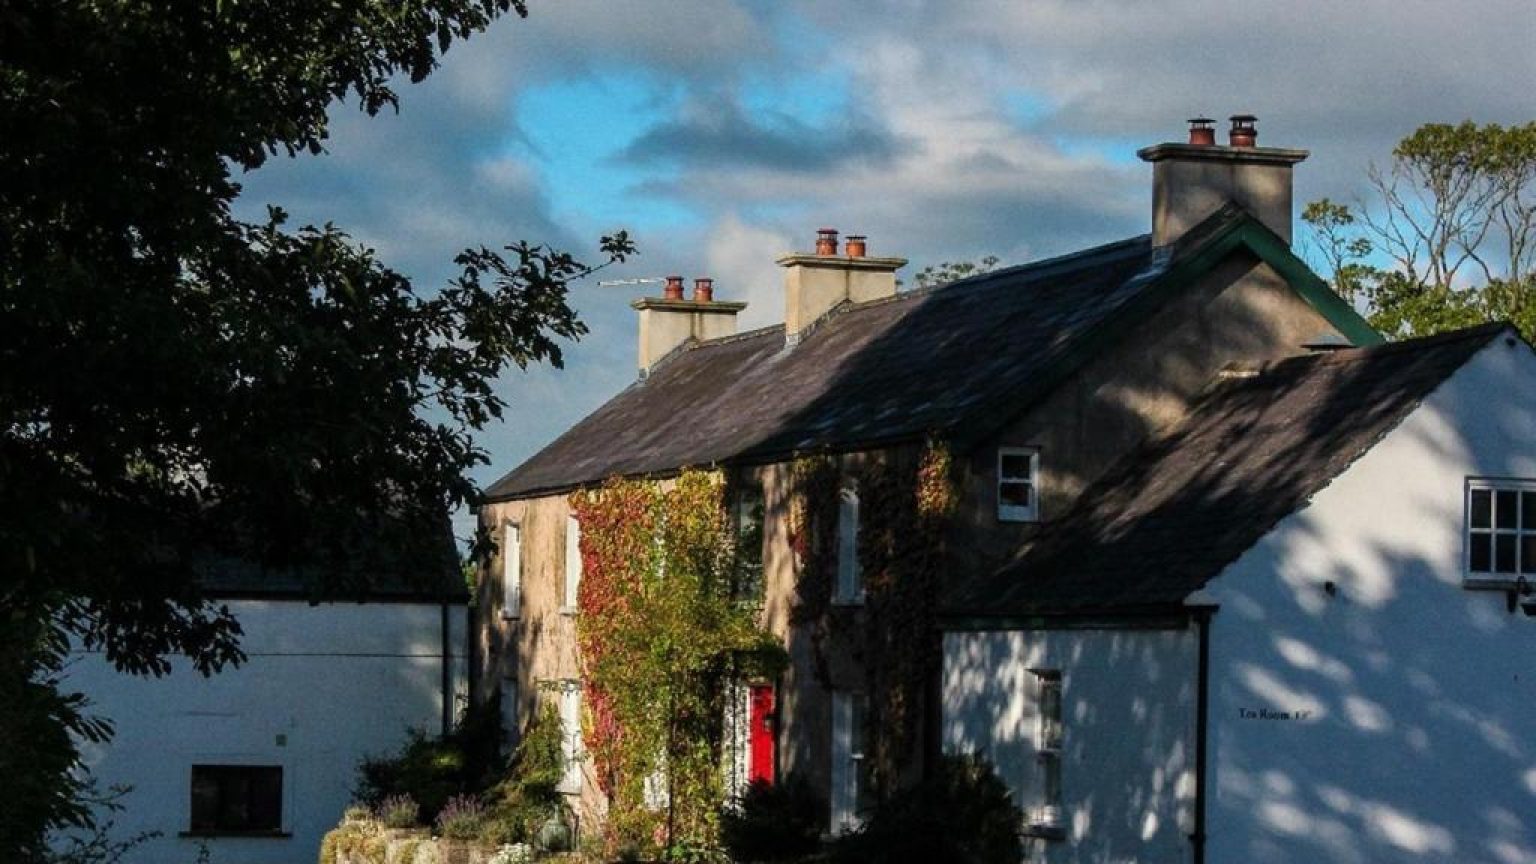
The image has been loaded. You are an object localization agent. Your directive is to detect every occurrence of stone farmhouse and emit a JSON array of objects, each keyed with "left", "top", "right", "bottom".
[{"left": 473, "top": 116, "right": 1536, "bottom": 863}]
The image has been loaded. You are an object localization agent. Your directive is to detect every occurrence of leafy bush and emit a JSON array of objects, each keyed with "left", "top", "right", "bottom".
[
  {"left": 376, "top": 794, "right": 419, "bottom": 829},
  {"left": 481, "top": 702, "right": 568, "bottom": 847},
  {"left": 720, "top": 776, "right": 825, "bottom": 862},
  {"left": 354, "top": 699, "right": 503, "bottom": 824},
  {"left": 435, "top": 794, "right": 486, "bottom": 840},
  {"left": 829, "top": 754, "right": 1022, "bottom": 864}
]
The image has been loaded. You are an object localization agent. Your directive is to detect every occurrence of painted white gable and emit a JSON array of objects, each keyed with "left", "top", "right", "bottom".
[
  {"left": 60, "top": 599, "right": 468, "bottom": 864},
  {"left": 1201, "top": 334, "right": 1536, "bottom": 863},
  {"left": 943, "top": 333, "right": 1536, "bottom": 864}
]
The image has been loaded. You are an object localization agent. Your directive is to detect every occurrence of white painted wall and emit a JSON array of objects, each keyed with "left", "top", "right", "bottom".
[
  {"left": 942, "top": 625, "right": 1199, "bottom": 864},
  {"left": 1203, "top": 336, "right": 1536, "bottom": 863},
  {"left": 61, "top": 599, "right": 469, "bottom": 864}
]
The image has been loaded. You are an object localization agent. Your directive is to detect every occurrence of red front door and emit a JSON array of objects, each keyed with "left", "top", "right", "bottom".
[{"left": 748, "top": 684, "right": 776, "bottom": 785}]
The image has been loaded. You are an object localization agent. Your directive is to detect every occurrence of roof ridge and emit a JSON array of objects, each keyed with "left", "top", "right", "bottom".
[{"left": 923, "top": 233, "right": 1152, "bottom": 294}]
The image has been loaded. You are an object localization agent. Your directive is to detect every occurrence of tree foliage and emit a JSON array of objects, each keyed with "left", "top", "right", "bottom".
[
  {"left": 1, "top": 1, "right": 634, "bottom": 856},
  {"left": 1303, "top": 121, "right": 1536, "bottom": 340},
  {"left": 911, "top": 256, "right": 1002, "bottom": 289}
]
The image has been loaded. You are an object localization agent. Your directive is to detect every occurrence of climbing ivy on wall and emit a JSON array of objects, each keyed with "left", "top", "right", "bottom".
[
  {"left": 570, "top": 470, "right": 786, "bottom": 858},
  {"left": 789, "top": 440, "right": 957, "bottom": 798}
]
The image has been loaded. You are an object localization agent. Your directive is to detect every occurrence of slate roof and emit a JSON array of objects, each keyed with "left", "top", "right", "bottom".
[
  {"left": 491, "top": 202, "right": 1355, "bottom": 502},
  {"left": 198, "top": 560, "right": 468, "bottom": 603},
  {"left": 947, "top": 322, "right": 1510, "bottom": 618}
]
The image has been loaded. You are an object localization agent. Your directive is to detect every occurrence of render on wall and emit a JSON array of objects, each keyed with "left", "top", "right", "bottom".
[
  {"left": 62, "top": 600, "right": 467, "bottom": 864},
  {"left": 1203, "top": 336, "right": 1536, "bottom": 864},
  {"left": 942, "top": 625, "right": 1200, "bottom": 864}
]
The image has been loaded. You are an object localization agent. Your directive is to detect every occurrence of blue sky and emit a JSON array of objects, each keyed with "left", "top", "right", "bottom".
[{"left": 230, "top": 0, "right": 1536, "bottom": 543}]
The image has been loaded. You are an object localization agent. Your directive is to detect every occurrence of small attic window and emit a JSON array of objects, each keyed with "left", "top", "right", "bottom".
[{"left": 998, "top": 447, "right": 1040, "bottom": 522}]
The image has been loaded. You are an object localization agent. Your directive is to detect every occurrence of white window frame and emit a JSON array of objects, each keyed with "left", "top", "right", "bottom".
[
  {"left": 1465, "top": 477, "right": 1536, "bottom": 587},
  {"left": 834, "top": 482, "right": 863, "bottom": 605},
  {"left": 501, "top": 522, "right": 522, "bottom": 619},
  {"left": 830, "top": 690, "right": 868, "bottom": 834},
  {"left": 998, "top": 447, "right": 1040, "bottom": 522},
  {"left": 557, "top": 681, "right": 583, "bottom": 794},
  {"left": 1029, "top": 669, "right": 1064, "bottom": 836},
  {"left": 562, "top": 515, "right": 582, "bottom": 613}
]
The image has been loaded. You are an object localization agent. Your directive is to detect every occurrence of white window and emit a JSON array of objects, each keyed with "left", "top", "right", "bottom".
[
  {"left": 998, "top": 447, "right": 1040, "bottom": 522},
  {"left": 1031, "top": 670, "right": 1064, "bottom": 834},
  {"left": 557, "top": 682, "right": 583, "bottom": 794},
  {"left": 501, "top": 522, "right": 522, "bottom": 619},
  {"left": 500, "top": 676, "right": 519, "bottom": 752},
  {"left": 563, "top": 515, "right": 582, "bottom": 612},
  {"left": 835, "top": 483, "right": 863, "bottom": 604},
  {"left": 1466, "top": 479, "right": 1536, "bottom": 583},
  {"left": 830, "top": 691, "right": 870, "bottom": 833}
]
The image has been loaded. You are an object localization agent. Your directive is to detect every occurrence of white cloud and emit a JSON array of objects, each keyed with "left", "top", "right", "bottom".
[{"left": 231, "top": 0, "right": 1536, "bottom": 487}]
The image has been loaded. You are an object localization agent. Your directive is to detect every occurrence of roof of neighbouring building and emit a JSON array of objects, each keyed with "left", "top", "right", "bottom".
[
  {"left": 485, "top": 206, "right": 1378, "bottom": 502},
  {"left": 947, "top": 322, "right": 1513, "bottom": 619}
]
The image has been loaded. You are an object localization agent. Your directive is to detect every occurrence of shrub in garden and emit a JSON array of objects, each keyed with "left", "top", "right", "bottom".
[
  {"left": 434, "top": 794, "right": 487, "bottom": 841},
  {"left": 353, "top": 699, "right": 503, "bottom": 824},
  {"left": 480, "top": 702, "right": 568, "bottom": 847},
  {"left": 829, "top": 754, "right": 1022, "bottom": 864},
  {"left": 720, "top": 776, "right": 825, "bottom": 862},
  {"left": 377, "top": 794, "right": 419, "bottom": 829}
]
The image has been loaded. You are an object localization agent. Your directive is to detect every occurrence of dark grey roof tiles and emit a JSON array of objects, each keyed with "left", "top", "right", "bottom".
[
  {"left": 948, "top": 322, "right": 1509, "bottom": 617},
  {"left": 486, "top": 234, "right": 1165, "bottom": 500}
]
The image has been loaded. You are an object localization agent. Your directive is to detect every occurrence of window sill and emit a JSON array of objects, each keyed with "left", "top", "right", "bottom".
[
  {"left": 179, "top": 830, "right": 292, "bottom": 839},
  {"left": 1020, "top": 823, "right": 1065, "bottom": 841},
  {"left": 500, "top": 610, "right": 520, "bottom": 621},
  {"left": 830, "top": 598, "right": 865, "bottom": 607},
  {"left": 559, "top": 605, "right": 579, "bottom": 617},
  {"left": 997, "top": 508, "right": 1039, "bottom": 524},
  {"left": 1463, "top": 575, "right": 1529, "bottom": 590}
]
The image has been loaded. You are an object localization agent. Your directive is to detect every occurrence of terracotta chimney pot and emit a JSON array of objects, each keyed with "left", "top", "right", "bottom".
[
  {"left": 1229, "top": 114, "right": 1258, "bottom": 148},
  {"left": 693, "top": 277, "right": 714, "bottom": 302},
  {"left": 663, "top": 275, "right": 685, "bottom": 300},
  {"left": 845, "top": 235, "right": 868, "bottom": 258},
  {"left": 815, "top": 228, "right": 839, "bottom": 256},
  {"left": 1188, "top": 117, "right": 1216, "bottom": 146}
]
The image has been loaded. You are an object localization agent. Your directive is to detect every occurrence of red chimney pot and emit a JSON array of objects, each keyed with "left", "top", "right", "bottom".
[
  {"left": 845, "top": 235, "right": 868, "bottom": 258},
  {"left": 663, "top": 275, "right": 685, "bottom": 300},
  {"left": 693, "top": 277, "right": 714, "bottom": 302},
  {"left": 815, "top": 228, "right": 839, "bottom": 256},
  {"left": 1188, "top": 117, "right": 1216, "bottom": 146},
  {"left": 1229, "top": 114, "right": 1258, "bottom": 148}
]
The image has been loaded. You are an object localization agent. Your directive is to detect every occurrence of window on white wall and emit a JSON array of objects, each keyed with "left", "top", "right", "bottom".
[
  {"left": 834, "top": 483, "right": 863, "bottom": 604},
  {"left": 1466, "top": 479, "right": 1536, "bottom": 581},
  {"left": 558, "top": 682, "right": 583, "bottom": 794},
  {"left": 502, "top": 522, "right": 522, "bottom": 619},
  {"left": 563, "top": 515, "right": 582, "bottom": 612},
  {"left": 1031, "top": 670, "right": 1064, "bottom": 835},
  {"left": 998, "top": 447, "right": 1040, "bottom": 522},
  {"left": 188, "top": 765, "right": 284, "bottom": 835},
  {"left": 830, "top": 691, "right": 870, "bottom": 833}
]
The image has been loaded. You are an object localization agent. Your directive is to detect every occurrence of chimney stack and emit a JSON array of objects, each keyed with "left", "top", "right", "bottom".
[
  {"left": 631, "top": 277, "right": 745, "bottom": 376},
  {"left": 777, "top": 229, "right": 906, "bottom": 344},
  {"left": 1138, "top": 114, "right": 1308, "bottom": 247}
]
